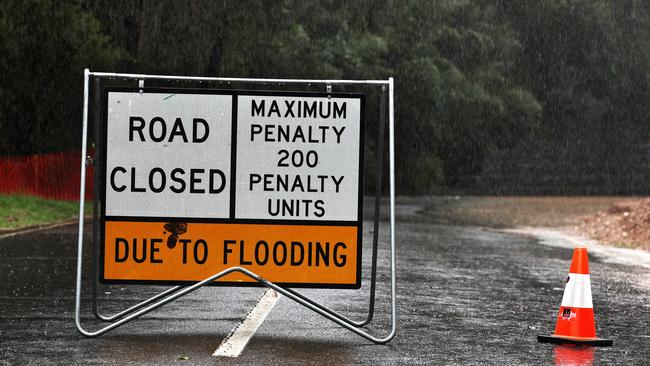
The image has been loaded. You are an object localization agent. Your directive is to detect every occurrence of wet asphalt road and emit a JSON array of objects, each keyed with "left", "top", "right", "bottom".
[{"left": 1, "top": 200, "right": 649, "bottom": 365}]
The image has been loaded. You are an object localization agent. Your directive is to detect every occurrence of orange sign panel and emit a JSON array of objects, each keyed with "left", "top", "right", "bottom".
[{"left": 102, "top": 221, "right": 360, "bottom": 287}]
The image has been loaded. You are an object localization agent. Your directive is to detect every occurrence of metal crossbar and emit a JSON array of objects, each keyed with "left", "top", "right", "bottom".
[{"left": 74, "top": 69, "right": 397, "bottom": 343}]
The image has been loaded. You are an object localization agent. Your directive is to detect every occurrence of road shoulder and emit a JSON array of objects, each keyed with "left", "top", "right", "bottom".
[{"left": 501, "top": 227, "right": 650, "bottom": 269}]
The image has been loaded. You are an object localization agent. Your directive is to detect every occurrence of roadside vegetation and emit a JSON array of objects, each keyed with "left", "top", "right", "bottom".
[{"left": 0, "top": 195, "right": 83, "bottom": 230}]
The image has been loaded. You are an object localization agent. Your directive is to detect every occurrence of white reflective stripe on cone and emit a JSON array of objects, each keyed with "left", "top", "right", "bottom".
[{"left": 560, "top": 273, "right": 593, "bottom": 309}]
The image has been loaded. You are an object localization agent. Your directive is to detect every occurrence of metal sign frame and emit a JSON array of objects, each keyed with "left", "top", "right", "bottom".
[{"left": 74, "top": 69, "right": 397, "bottom": 344}]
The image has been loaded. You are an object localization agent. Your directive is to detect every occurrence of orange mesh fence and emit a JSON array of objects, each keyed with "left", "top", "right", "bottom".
[{"left": 0, "top": 151, "right": 93, "bottom": 201}]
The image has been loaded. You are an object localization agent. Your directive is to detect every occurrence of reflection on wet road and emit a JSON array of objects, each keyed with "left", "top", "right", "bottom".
[{"left": 554, "top": 345, "right": 594, "bottom": 366}]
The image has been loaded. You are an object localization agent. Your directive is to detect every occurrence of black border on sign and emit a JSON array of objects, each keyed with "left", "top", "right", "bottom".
[{"left": 99, "top": 87, "right": 365, "bottom": 289}]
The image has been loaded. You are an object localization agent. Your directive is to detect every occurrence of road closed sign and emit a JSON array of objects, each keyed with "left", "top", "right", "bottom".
[{"left": 101, "top": 88, "right": 364, "bottom": 288}]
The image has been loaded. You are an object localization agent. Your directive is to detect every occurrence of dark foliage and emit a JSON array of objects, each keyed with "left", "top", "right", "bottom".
[{"left": 2, "top": 0, "right": 648, "bottom": 194}]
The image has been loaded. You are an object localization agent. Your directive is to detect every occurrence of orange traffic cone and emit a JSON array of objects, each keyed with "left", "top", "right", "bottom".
[{"left": 538, "top": 247, "right": 613, "bottom": 346}]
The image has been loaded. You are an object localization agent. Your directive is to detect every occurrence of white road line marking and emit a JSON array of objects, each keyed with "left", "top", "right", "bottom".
[
  {"left": 213, "top": 289, "right": 281, "bottom": 358},
  {"left": 0, "top": 220, "right": 77, "bottom": 240}
]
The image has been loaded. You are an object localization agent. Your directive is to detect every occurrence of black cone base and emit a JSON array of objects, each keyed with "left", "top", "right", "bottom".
[{"left": 537, "top": 334, "right": 613, "bottom": 347}]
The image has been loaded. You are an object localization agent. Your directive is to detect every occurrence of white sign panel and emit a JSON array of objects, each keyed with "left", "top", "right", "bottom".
[
  {"left": 105, "top": 91, "right": 233, "bottom": 218},
  {"left": 234, "top": 95, "right": 362, "bottom": 221}
]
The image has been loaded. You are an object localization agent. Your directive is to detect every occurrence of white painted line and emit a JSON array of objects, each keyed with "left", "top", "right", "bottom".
[
  {"left": 0, "top": 220, "right": 77, "bottom": 240},
  {"left": 213, "top": 289, "right": 281, "bottom": 358}
]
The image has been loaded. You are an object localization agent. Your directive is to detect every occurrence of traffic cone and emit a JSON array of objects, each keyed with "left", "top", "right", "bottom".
[{"left": 537, "top": 247, "right": 613, "bottom": 346}]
